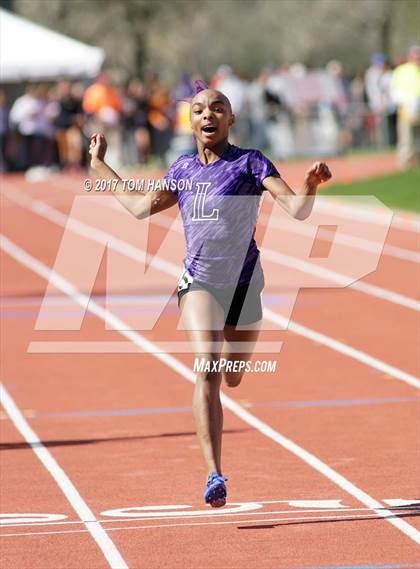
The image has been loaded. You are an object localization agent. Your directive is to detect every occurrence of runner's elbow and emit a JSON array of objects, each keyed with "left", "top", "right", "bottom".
[
  {"left": 134, "top": 199, "right": 154, "bottom": 219},
  {"left": 135, "top": 209, "right": 151, "bottom": 220},
  {"left": 288, "top": 201, "right": 309, "bottom": 220},
  {"left": 293, "top": 207, "right": 309, "bottom": 220}
]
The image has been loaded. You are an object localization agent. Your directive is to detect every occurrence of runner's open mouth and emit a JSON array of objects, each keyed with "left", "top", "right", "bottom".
[{"left": 202, "top": 126, "right": 217, "bottom": 133}]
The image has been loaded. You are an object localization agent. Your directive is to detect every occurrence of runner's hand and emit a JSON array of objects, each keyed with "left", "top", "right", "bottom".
[
  {"left": 89, "top": 133, "right": 107, "bottom": 167},
  {"left": 304, "top": 162, "right": 332, "bottom": 187}
]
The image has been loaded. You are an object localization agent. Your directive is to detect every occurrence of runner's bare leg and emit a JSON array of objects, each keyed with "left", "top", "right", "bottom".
[{"left": 180, "top": 290, "right": 225, "bottom": 476}]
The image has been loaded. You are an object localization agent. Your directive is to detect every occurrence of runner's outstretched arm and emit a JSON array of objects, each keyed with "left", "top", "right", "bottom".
[
  {"left": 263, "top": 161, "right": 332, "bottom": 220},
  {"left": 89, "top": 133, "right": 178, "bottom": 219}
]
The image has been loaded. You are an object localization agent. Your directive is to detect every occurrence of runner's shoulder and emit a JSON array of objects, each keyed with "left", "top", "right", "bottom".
[
  {"left": 169, "top": 153, "right": 196, "bottom": 171},
  {"left": 229, "top": 145, "right": 268, "bottom": 163}
]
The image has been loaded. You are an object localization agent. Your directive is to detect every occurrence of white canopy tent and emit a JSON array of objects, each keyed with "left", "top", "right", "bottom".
[{"left": 0, "top": 8, "right": 105, "bottom": 82}]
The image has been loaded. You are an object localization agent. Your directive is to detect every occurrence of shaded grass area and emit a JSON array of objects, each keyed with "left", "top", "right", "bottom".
[{"left": 322, "top": 168, "right": 420, "bottom": 213}]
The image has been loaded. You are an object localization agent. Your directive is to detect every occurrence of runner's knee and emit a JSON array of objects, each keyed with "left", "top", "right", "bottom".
[
  {"left": 221, "top": 354, "right": 252, "bottom": 387},
  {"left": 194, "top": 353, "right": 222, "bottom": 382},
  {"left": 223, "top": 370, "right": 244, "bottom": 388}
]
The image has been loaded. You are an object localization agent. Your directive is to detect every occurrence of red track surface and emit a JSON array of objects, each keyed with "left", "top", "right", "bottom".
[{"left": 1, "top": 153, "right": 419, "bottom": 569}]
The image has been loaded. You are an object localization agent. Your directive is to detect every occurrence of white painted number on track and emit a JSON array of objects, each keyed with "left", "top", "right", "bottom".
[
  {"left": 101, "top": 502, "right": 262, "bottom": 518},
  {"left": 0, "top": 514, "right": 67, "bottom": 525}
]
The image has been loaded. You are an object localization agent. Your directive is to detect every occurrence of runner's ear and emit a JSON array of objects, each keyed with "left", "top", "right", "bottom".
[{"left": 229, "top": 114, "right": 235, "bottom": 127}]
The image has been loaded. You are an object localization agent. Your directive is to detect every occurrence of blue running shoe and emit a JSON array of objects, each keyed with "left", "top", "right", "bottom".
[{"left": 204, "top": 472, "right": 228, "bottom": 508}]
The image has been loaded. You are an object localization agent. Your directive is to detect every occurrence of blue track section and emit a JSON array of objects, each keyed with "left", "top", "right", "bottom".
[{"left": 42, "top": 396, "right": 419, "bottom": 419}]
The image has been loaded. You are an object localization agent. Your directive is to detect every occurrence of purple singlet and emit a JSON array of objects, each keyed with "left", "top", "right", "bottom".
[{"left": 164, "top": 144, "right": 279, "bottom": 288}]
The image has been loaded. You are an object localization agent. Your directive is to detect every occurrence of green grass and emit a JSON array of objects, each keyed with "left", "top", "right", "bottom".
[{"left": 322, "top": 168, "right": 420, "bottom": 213}]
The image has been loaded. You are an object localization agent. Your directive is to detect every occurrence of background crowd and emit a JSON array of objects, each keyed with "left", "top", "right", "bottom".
[{"left": 1, "top": 45, "right": 419, "bottom": 174}]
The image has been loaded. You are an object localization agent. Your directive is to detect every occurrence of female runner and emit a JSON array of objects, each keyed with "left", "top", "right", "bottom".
[{"left": 89, "top": 85, "right": 331, "bottom": 508}]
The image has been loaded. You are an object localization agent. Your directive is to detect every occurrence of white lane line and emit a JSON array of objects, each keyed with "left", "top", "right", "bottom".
[
  {"left": 391, "top": 209, "right": 420, "bottom": 232},
  {"left": 262, "top": 248, "right": 420, "bottom": 312},
  {"left": 295, "top": 197, "right": 420, "bottom": 234},
  {"left": 1, "top": 293, "right": 178, "bottom": 306},
  {"left": 259, "top": 212, "right": 420, "bottom": 264},
  {"left": 1, "top": 234, "right": 419, "bottom": 546},
  {"left": 264, "top": 308, "right": 420, "bottom": 389},
  {"left": 2, "top": 188, "right": 419, "bottom": 389},
  {"left": 0, "top": 384, "right": 129, "bottom": 569},
  {"left": 1, "top": 511, "right": 418, "bottom": 538},
  {"left": 383, "top": 242, "right": 419, "bottom": 262}
]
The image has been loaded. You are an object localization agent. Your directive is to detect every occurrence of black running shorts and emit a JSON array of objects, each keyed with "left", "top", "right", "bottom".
[{"left": 177, "top": 268, "right": 263, "bottom": 326}]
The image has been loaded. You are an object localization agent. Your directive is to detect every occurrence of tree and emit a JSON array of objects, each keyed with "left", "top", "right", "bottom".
[{"left": 13, "top": 0, "right": 420, "bottom": 83}]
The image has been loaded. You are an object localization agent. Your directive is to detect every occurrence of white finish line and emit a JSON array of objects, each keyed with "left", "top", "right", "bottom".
[{"left": 1, "top": 498, "right": 418, "bottom": 528}]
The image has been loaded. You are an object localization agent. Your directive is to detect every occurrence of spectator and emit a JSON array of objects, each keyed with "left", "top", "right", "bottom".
[
  {"left": 9, "top": 84, "right": 57, "bottom": 170},
  {"left": 346, "top": 73, "right": 367, "bottom": 148},
  {"left": 146, "top": 71, "right": 173, "bottom": 166},
  {"left": 212, "top": 65, "right": 249, "bottom": 144},
  {"left": 247, "top": 67, "right": 271, "bottom": 149},
  {"left": 325, "top": 60, "right": 351, "bottom": 152},
  {"left": 53, "top": 80, "right": 85, "bottom": 170},
  {"left": 391, "top": 45, "right": 420, "bottom": 169},
  {"left": 9, "top": 85, "right": 39, "bottom": 169},
  {"left": 71, "top": 81, "right": 89, "bottom": 168},
  {"left": 265, "top": 65, "right": 296, "bottom": 158},
  {"left": 0, "top": 89, "right": 10, "bottom": 171},
  {"left": 364, "top": 53, "right": 387, "bottom": 146},
  {"left": 82, "top": 72, "right": 122, "bottom": 118},
  {"left": 83, "top": 73, "right": 123, "bottom": 169},
  {"left": 122, "top": 78, "right": 151, "bottom": 165},
  {"left": 379, "top": 62, "right": 398, "bottom": 147},
  {"left": 166, "top": 73, "right": 196, "bottom": 164}
]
